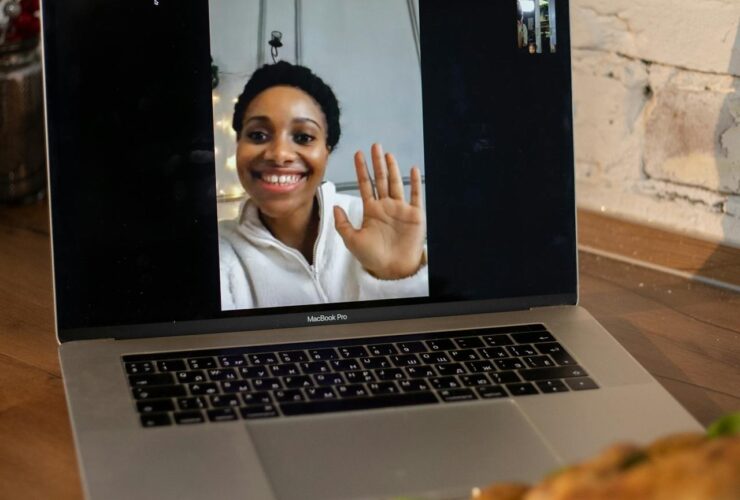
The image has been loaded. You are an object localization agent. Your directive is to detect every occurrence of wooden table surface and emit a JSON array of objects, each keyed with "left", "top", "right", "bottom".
[{"left": 1, "top": 201, "right": 739, "bottom": 500}]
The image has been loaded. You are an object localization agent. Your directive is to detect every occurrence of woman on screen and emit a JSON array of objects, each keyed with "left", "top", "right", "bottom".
[{"left": 219, "top": 61, "right": 428, "bottom": 310}]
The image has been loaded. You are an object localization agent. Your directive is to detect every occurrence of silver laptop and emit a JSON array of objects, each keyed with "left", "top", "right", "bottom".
[{"left": 43, "top": 0, "right": 701, "bottom": 499}]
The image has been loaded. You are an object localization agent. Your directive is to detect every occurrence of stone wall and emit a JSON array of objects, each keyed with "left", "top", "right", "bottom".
[{"left": 571, "top": 0, "right": 740, "bottom": 246}]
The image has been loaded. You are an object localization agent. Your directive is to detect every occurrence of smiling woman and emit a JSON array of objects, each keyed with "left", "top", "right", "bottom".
[{"left": 218, "top": 62, "right": 429, "bottom": 310}]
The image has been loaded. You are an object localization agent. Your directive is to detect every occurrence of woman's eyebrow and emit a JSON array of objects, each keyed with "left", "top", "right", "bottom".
[
  {"left": 293, "top": 117, "right": 323, "bottom": 130},
  {"left": 244, "top": 115, "right": 269, "bottom": 125}
]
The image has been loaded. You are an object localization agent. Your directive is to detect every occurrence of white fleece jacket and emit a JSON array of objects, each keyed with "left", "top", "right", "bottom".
[{"left": 218, "top": 181, "right": 429, "bottom": 310}]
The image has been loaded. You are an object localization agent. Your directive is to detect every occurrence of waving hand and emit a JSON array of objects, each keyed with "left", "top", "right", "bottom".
[{"left": 333, "top": 143, "right": 426, "bottom": 280}]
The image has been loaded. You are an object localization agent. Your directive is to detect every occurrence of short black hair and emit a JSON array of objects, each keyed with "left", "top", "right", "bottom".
[{"left": 232, "top": 61, "right": 341, "bottom": 150}]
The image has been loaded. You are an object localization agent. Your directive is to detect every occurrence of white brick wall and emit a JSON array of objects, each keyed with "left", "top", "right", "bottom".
[{"left": 571, "top": 0, "right": 740, "bottom": 246}]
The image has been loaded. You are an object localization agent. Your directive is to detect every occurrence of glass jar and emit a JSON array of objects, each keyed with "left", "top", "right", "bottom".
[{"left": 0, "top": 39, "right": 45, "bottom": 204}]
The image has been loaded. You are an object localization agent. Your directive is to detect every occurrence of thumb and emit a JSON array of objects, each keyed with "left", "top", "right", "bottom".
[{"left": 333, "top": 205, "right": 357, "bottom": 249}]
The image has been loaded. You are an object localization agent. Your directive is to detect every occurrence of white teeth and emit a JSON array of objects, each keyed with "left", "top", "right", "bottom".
[{"left": 262, "top": 173, "right": 302, "bottom": 185}]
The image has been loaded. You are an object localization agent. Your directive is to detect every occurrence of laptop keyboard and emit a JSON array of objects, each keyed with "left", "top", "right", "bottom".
[{"left": 122, "top": 324, "right": 599, "bottom": 427}]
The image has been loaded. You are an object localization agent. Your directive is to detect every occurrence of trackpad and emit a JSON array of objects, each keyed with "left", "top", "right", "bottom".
[{"left": 246, "top": 402, "right": 560, "bottom": 500}]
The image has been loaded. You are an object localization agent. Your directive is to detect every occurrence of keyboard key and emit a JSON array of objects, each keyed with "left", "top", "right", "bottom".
[
  {"left": 439, "top": 389, "right": 477, "bottom": 402},
  {"left": 251, "top": 378, "right": 282, "bottom": 391},
  {"left": 242, "top": 392, "right": 272, "bottom": 405},
  {"left": 314, "top": 373, "right": 345, "bottom": 386},
  {"left": 360, "top": 357, "right": 391, "bottom": 369},
  {"left": 550, "top": 351, "right": 577, "bottom": 366},
  {"left": 478, "top": 347, "right": 509, "bottom": 359},
  {"left": 270, "top": 363, "right": 300, "bottom": 377},
  {"left": 306, "top": 387, "right": 338, "bottom": 400},
  {"left": 436, "top": 363, "right": 467, "bottom": 376},
  {"left": 136, "top": 398, "right": 175, "bottom": 413},
  {"left": 449, "top": 350, "right": 479, "bottom": 362},
  {"left": 339, "top": 346, "right": 368, "bottom": 358},
  {"left": 221, "top": 380, "right": 251, "bottom": 393},
  {"left": 512, "top": 331, "right": 555, "bottom": 344},
  {"left": 399, "top": 380, "right": 430, "bottom": 392},
  {"left": 125, "top": 361, "right": 155, "bottom": 375},
  {"left": 536, "top": 380, "right": 569, "bottom": 393},
  {"left": 279, "top": 393, "right": 438, "bottom": 416},
  {"left": 405, "top": 366, "right": 436, "bottom": 378},
  {"left": 523, "top": 356, "right": 556, "bottom": 368},
  {"left": 133, "top": 385, "right": 186, "bottom": 400},
  {"left": 240, "top": 405, "right": 278, "bottom": 419},
  {"left": 343, "top": 370, "right": 376, "bottom": 383},
  {"left": 331, "top": 359, "right": 362, "bottom": 372},
  {"left": 177, "top": 397, "right": 207, "bottom": 411},
  {"left": 519, "top": 366, "right": 588, "bottom": 382},
  {"left": 506, "top": 383, "right": 538, "bottom": 396},
  {"left": 176, "top": 370, "right": 206, "bottom": 384},
  {"left": 128, "top": 373, "right": 175, "bottom": 387},
  {"left": 156, "top": 360, "right": 186, "bottom": 372},
  {"left": 141, "top": 413, "right": 171, "bottom": 427},
  {"left": 419, "top": 352, "right": 450, "bottom": 364},
  {"left": 207, "top": 408, "right": 238, "bottom": 422},
  {"left": 174, "top": 411, "right": 205, "bottom": 425},
  {"left": 494, "top": 358, "right": 525, "bottom": 371},
  {"left": 369, "top": 382, "right": 400, "bottom": 395},
  {"left": 188, "top": 383, "right": 219, "bottom": 396},
  {"left": 482, "top": 335, "right": 514, "bottom": 347},
  {"left": 391, "top": 354, "right": 421, "bottom": 367},
  {"left": 507, "top": 345, "right": 537, "bottom": 357},
  {"left": 454, "top": 337, "right": 484, "bottom": 349},
  {"left": 209, "top": 394, "right": 240, "bottom": 407},
  {"left": 430, "top": 377, "right": 462, "bottom": 390},
  {"left": 426, "top": 339, "right": 455, "bottom": 351},
  {"left": 489, "top": 371, "right": 521, "bottom": 384},
  {"left": 477, "top": 385, "right": 508, "bottom": 399},
  {"left": 249, "top": 353, "right": 278, "bottom": 365},
  {"left": 375, "top": 368, "right": 405, "bottom": 381},
  {"left": 240, "top": 366, "right": 270, "bottom": 379},
  {"left": 218, "top": 355, "right": 247, "bottom": 367},
  {"left": 278, "top": 351, "right": 308, "bottom": 363},
  {"left": 565, "top": 377, "right": 599, "bottom": 391},
  {"left": 188, "top": 357, "right": 217, "bottom": 370},
  {"left": 274, "top": 390, "right": 305, "bottom": 403},
  {"left": 308, "top": 348, "right": 338, "bottom": 361},
  {"left": 367, "top": 344, "right": 396, "bottom": 356},
  {"left": 397, "top": 342, "right": 426, "bottom": 353},
  {"left": 337, "top": 384, "right": 370, "bottom": 398},
  {"left": 300, "top": 361, "right": 331, "bottom": 374},
  {"left": 461, "top": 374, "right": 491, "bottom": 387},
  {"left": 283, "top": 375, "right": 313, "bottom": 388},
  {"left": 466, "top": 360, "right": 495, "bottom": 373},
  {"left": 207, "top": 368, "right": 238, "bottom": 381}
]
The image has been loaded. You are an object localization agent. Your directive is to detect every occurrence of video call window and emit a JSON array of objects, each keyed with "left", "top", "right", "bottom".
[
  {"left": 210, "top": 0, "right": 430, "bottom": 311},
  {"left": 516, "top": 0, "right": 557, "bottom": 54}
]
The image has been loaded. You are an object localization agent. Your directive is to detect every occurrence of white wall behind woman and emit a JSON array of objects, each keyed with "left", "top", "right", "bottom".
[{"left": 209, "top": 0, "right": 424, "bottom": 219}]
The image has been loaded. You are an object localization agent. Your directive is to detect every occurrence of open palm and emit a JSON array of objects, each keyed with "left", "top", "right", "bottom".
[{"left": 334, "top": 143, "right": 426, "bottom": 280}]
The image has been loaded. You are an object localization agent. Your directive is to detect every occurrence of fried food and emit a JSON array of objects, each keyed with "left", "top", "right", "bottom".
[{"left": 473, "top": 435, "right": 740, "bottom": 500}]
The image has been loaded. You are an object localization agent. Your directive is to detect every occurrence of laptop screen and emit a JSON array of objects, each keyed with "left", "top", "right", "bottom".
[{"left": 42, "top": 0, "right": 576, "bottom": 341}]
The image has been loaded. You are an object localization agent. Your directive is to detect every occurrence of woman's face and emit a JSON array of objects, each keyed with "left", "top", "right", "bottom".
[{"left": 236, "top": 85, "right": 330, "bottom": 221}]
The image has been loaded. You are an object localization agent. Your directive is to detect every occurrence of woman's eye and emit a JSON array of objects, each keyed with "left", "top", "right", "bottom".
[
  {"left": 294, "top": 133, "right": 315, "bottom": 145},
  {"left": 246, "top": 131, "right": 268, "bottom": 142}
]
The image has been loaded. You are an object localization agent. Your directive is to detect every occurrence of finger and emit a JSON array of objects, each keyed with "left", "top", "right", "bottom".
[
  {"left": 410, "top": 166, "right": 422, "bottom": 208},
  {"left": 354, "top": 151, "right": 375, "bottom": 203},
  {"left": 385, "top": 152, "right": 405, "bottom": 201},
  {"left": 371, "top": 143, "right": 389, "bottom": 198},
  {"left": 333, "top": 206, "right": 357, "bottom": 250}
]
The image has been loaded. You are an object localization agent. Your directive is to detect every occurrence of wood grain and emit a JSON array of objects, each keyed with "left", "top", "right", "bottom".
[{"left": 578, "top": 209, "right": 740, "bottom": 287}]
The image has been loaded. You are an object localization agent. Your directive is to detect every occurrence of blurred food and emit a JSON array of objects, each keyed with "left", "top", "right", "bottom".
[{"left": 473, "top": 413, "right": 740, "bottom": 500}]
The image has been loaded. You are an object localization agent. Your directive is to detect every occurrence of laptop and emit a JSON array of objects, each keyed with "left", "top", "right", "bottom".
[{"left": 42, "top": 0, "right": 702, "bottom": 499}]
